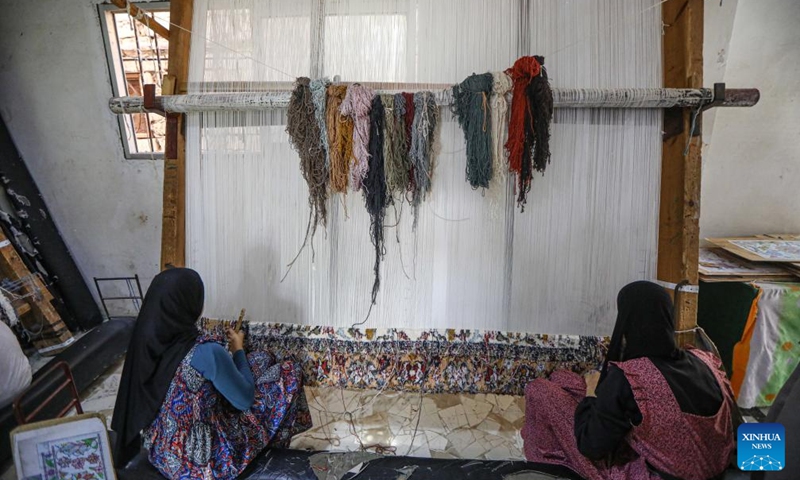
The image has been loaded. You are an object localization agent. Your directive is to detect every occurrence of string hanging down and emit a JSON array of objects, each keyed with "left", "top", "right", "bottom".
[
  {"left": 180, "top": 0, "right": 760, "bottom": 335},
  {"left": 109, "top": 86, "right": 759, "bottom": 114}
]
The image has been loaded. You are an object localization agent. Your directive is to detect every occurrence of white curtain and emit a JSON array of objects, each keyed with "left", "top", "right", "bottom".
[{"left": 186, "top": 0, "right": 662, "bottom": 336}]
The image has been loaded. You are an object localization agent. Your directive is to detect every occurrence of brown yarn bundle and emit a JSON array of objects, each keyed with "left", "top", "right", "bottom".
[
  {"left": 326, "top": 85, "right": 353, "bottom": 192},
  {"left": 286, "top": 77, "right": 328, "bottom": 239}
]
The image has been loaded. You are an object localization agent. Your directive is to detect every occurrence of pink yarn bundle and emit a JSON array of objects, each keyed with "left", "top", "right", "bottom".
[{"left": 339, "top": 84, "right": 375, "bottom": 191}]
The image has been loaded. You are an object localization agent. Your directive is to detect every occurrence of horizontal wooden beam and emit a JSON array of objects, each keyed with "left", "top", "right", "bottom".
[
  {"left": 109, "top": 87, "right": 760, "bottom": 114},
  {"left": 109, "top": 0, "right": 171, "bottom": 40}
]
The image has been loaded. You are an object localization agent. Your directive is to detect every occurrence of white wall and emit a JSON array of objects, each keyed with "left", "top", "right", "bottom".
[
  {"left": 0, "top": 0, "right": 163, "bottom": 315},
  {"left": 702, "top": 0, "right": 738, "bottom": 152},
  {"left": 701, "top": 0, "right": 800, "bottom": 239}
]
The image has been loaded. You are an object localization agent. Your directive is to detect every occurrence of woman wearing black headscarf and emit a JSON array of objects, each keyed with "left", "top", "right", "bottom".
[
  {"left": 522, "top": 281, "right": 737, "bottom": 480},
  {"left": 111, "top": 268, "right": 311, "bottom": 479},
  {"left": 752, "top": 362, "right": 800, "bottom": 480}
]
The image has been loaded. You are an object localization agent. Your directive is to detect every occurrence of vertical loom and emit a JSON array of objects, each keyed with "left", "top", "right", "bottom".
[{"left": 110, "top": 0, "right": 758, "bottom": 337}]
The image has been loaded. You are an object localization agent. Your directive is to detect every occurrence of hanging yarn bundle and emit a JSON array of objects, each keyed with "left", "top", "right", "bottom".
[
  {"left": 452, "top": 73, "right": 494, "bottom": 189},
  {"left": 340, "top": 84, "right": 376, "bottom": 191},
  {"left": 505, "top": 56, "right": 553, "bottom": 210},
  {"left": 401, "top": 92, "right": 416, "bottom": 191},
  {"left": 409, "top": 92, "right": 438, "bottom": 228},
  {"left": 364, "top": 96, "right": 388, "bottom": 304},
  {"left": 527, "top": 56, "right": 553, "bottom": 174},
  {"left": 326, "top": 85, "right": 353, "bottom": 193},
  {"left": 310, "top": 78, "right": 332, "bottom": 168},
  {"left": 490, "top": 71, "right": 513, "bottom": 190},
  {"left": 286, "top": 77, "right": 328, "bottom": 241},
  {"left": 383, "top": 95, "right": 410, "bottom": 196}
]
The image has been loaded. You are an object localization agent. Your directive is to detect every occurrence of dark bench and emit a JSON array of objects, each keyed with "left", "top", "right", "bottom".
[
  {"left": 118, "top": 448, "right": 753, "bottom": 480},
  {"left": 118, "top": 448, "right": 584, "bottom": 480}
]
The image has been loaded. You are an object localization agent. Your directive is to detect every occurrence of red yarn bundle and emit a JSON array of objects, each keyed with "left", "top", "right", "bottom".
[{"left": 505, "top": 56, "right": 549, "bottom": 209}]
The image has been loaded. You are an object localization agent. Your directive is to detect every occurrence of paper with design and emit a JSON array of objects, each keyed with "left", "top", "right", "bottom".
[
  {"left": 730, "top": 240, "right": 800, "bottom": 261},
  {"left": 12, "top": 414, "right": 115, "bottom": 480},
  {"left": 699, "top": 248, "right": 790, "bottom": 276}
]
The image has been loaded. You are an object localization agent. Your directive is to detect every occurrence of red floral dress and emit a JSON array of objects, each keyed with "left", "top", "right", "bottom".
[{"left": 143, "top": 339, "right": 311, "bottom": 479}]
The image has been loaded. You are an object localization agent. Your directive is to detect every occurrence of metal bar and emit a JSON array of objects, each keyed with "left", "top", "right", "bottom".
[
  {"left": 95, "top": 276, "right": 142, "bottom": 281},
  {"left": 719, "top": 88, "right": 760, "bottom": 107},
  {"left": 22, "top": 379, "right": 70, "bottom": 422},
  {"left": 132, "top": 21, "right": 157, "bottom": 153},
  {"left": 134, "top": 274, "right": 144, "bottom": 311},
  {"left": 94, "top": 277, "right": 112, "bottom": 320},
  {"left": 111, "top": 15, "right": 141, "bottom": 155},
  {"left": 14, "top": 362, "right": 82, "bottom": 424},
  {"left": 109, "top": 87, "right": 759, "bottom": 114},
  {"left": 152, "top": 29, "right": 166, "bottom": 85}
]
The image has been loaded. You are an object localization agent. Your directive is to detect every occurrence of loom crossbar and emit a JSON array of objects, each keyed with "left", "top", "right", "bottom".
[{"left": 109, "top": 86, "right": 759, "bottom": 114}]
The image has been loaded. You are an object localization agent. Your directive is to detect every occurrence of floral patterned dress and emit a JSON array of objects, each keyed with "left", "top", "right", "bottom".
[{"left": 143, "top": 338, "right": 311, "bottom": 479}]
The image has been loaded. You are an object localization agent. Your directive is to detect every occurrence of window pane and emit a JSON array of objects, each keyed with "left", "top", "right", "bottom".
[{"left": 108, "top": 8, "right": 170, "bottom": 156}]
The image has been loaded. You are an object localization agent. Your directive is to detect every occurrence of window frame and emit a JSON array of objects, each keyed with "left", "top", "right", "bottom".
[{"left": 99, "top": 2, "right": 170, "bottom": 160}]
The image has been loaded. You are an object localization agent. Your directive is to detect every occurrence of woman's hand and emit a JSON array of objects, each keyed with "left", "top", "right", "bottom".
[
  {"left": 584, "top": 370, "right": 601, "bottom": 397},
  {"left": 226, "top": 328, "right": 245, "bottom": 353}
]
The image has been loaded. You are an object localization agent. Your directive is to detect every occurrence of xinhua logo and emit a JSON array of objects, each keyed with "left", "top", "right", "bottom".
[{"left": 738, "top": 423, "right": 785, "bottom": 472}]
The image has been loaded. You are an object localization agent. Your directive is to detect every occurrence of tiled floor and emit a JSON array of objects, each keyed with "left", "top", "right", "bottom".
[
  {"left": 62, "top": 360, "right": 528, "bottom": 460},
  {"left": 77, "top": 359, "right": 124, "bottom": 425},
  {"left": 290, "top": 387, "right": 526, "bottom": 460}
]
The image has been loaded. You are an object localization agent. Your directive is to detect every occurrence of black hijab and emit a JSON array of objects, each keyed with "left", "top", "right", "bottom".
[
  {"left": 112, "top": 268, "right": 204, "bottom": 466},
  {"left": 600, "top": 281, "right": 678, "bottom": 382}
]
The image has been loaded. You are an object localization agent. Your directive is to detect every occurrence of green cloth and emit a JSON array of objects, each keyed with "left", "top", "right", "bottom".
[
  {"left": 746, "top": 282, "right": 800, "bottom": 407},
  {"left": 697, "top": 281, "right": 759, "bottom": 376}
]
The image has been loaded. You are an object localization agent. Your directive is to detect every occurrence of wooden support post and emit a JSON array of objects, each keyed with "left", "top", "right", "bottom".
[
  {"left": 659, "top": 0, "right": 704, "bottom": 340},
  {"left": 109, "top": 0, "right": 171, "bottom": 40},
  {"left": 161, "top": 2, "right": 192, "bottom": 270}
]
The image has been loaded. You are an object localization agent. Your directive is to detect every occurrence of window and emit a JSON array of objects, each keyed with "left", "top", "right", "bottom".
[{"left": 100, "top": 3, "right": 170, "bottom": 159}]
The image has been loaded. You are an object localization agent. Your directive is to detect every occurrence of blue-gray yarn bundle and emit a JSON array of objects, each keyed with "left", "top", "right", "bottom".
[
  {"left": 310, "top": 78, "right": 331, "bottom": 168},
  {"left": 410, "top": 91, "right": 438, "bottom": 228},
  {"left": 452, "top": 73, "right": 494, "bottom": 189}
]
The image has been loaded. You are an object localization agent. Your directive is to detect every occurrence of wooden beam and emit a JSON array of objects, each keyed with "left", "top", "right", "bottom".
[
  {"left": 161, "top": 1, "right": 192, "bottom": 270},
  {"left": 0, "top": 231, "right": 73, "bottom": 355},
  {"left": 109, "top": 88, "right": 760, "bottom": 114},
  {"left": 658, "top": 0, "right": 704, "bottom": 337},
  {"left": 109, "top": 0, "right": 171, "bottom": 41}
]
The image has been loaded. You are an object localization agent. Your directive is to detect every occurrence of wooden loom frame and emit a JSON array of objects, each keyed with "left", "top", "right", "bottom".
[{"left": 156, "top": 0, "right": 731, "bottom": 336}]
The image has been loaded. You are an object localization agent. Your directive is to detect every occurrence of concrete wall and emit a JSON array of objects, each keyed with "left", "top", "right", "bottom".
[
  {"left": 701, "top": 0, "right": 800, "bottom": 239},
  {"left": 0, "top": 0, "right": 162, "bottom": 316}
]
